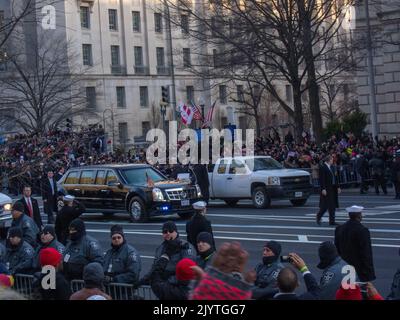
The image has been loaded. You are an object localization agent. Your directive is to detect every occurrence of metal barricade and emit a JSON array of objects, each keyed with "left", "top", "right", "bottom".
[
  {"left": 14, "top": 273, "right": 35, "bottom": 297},
  {"left": 70, "top": 279, "right": 85, "bottom": 293},
  {"left": 135, "top": 285, "right": 158, "bottom": 300}
]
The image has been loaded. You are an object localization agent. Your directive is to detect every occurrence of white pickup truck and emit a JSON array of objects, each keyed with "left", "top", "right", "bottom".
[
  {"left": 208, "top": 156, "right": 313, "bottom": 208},
  {"left": 0, "top": 192, "right": 12, "bottom": 238}
]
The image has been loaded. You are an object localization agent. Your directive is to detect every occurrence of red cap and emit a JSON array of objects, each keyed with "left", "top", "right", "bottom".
[
  {"left": 39, "top": 248, "right": 62, "bottom": 267},
  {"left": 335, "top": 285, "right": 362, "bottom": 300},
  {"left": 176, "top": 258, "right": 197, "bottom": 281},
  {"left": 0, "top": 274, "right": 13, "bottom": 288}
]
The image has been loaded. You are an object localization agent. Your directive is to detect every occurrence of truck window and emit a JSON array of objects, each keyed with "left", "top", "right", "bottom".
[
  {"left": 217, "top": 160, "right": 229, "bottom": 174},
  {"left": 106, "top": 170, "right": 118, "bottom": 184},
  {"left": 65, "top": 171, "right": 79, "bottom": 184},
  {"left": 229, "top": 160, "right": 247, "bottom": 174},
  {"left": 95, "top": 170, "right": 106, "bottom": 185},
  {"left": 80, "top": 170, "right": 96, "bottom": 184}
]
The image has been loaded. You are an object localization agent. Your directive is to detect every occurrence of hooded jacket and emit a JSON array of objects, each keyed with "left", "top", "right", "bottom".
[{"left": 5, "top": 241, "right": 35, "bottom": 275}]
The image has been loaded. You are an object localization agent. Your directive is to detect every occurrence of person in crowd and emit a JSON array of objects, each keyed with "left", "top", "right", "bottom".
[
  {"left": 19, "top": 186, "right": 43, "bottom": 229},
  {"left": 55, "top": 195, "right": 86, "bottom": 245},
  {"left": 55, "top": 167, "right": 65, "bottom": 182},
  {"left": 139, "top": 221, "right": 196, "bottom": 285},
  {"left": 151, "top": 257, "right": 197, "bottom": 300},
  {"left": 70, "top": 262, "right": 111, "bottom": 300},
  {"left": 103, "top": 225, "right": 141, "bottom": 286},
  {"left": 391, "top": 152, "right": 400, "bottom": 199},
  {"left": 316, "top": 155, "right": 341, "bottom": 226},
  {"left": 335, "top": 282, "right": 383, "bottom": 300},
  {"left": 186, "top": 201, "right": 215, "bottom": 252},
  {"left": 41, "top": 169, "right": 58, "bottom": 224},
  {"left": 356, "top": 153, "right": 369, "bottom": 194},
  {"left": 368, "top": 152, "right": 387, "bottom": 195},
  {"left": 32, "top": 247, "right": 71, "bottom": 300},
  {"left": 4, "top": 227, "right": 35, "bottom": 275},
  {"left": 63, "top": 219, "right": 103, "bottom": 281},
  {"left": 335, "top": 205, "right": 376, "bottom": 282},
  {"left": 195, "top": 232, "right": 215, "bottom": 269},
  {"left": 252, "top": 241, "right": 284, "bottom": 300},
  {"left": 33, "top": 225, "right": 65, "bottom": 270},
  {"left": 11, "top": 201, "right": 39, "bottom": 248}
]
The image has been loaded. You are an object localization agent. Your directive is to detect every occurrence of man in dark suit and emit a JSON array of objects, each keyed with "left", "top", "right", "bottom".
[
  {"left": 334, "top": 205, "right": 376, "bottom": 282},
  {"left": 41, "top": 169, "right": 58, "bottom": 224},
  {"left": 20, "top": 186, "right": 43, "bottom": 230},
  {"left": 189, "top": 164, "right": 210, "bottom": 203},
  {"left": 186, "top": 201, "right": 215, "bottom": 254},
  {"left": 316, "top": 155, "right": 341, "bottom": 226}
]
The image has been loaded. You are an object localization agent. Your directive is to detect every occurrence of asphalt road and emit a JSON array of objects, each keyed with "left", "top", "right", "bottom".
[{"left": 5, "top": 190, "right": 400, "bottom": 298}]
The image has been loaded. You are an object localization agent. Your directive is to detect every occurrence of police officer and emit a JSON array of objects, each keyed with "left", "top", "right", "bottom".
[
  {"left": 4, "top": 227, "right": 35, "bottom": 275},
  {"left": 140, "top": 221, "right": 196, "bottom": 285},
  {"left": 103, "top": 225, "right": 141, "bottom": 286},
  {"left": 334, "top": 205, "right": 376, "bottom": 282},
  {"left": 11, "top": 201, "right": 39, "bottom": 248},
  {"left": 33, "top": 225, "right": 65, "bottom": 270},
  {"left": 369, "top": 152, "right": 387, "bottom": 195},
  {"left": 391, "top": 151, "right": 400, "bottom": 199},
  {"left": 316, "top": 241, "right": 348, "bottom": 300},
  {"left": 186, "top": 201, "right": 215, "bottom": 253},
  {"left": 55, "top": 195, "right": 86, "bottom": 245},
  {"left": 195, "top": 232, "right": 215, "bottom": 269},
  {"left": 252, "top": 241, "right": 284, "bottom": 300},
  {"left": 63, "top": 218, "right": 103, "bottom": 281}
]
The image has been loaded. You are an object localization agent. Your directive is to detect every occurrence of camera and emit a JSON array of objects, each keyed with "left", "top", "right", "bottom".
[{"left": 280, "top": 255, "right": 292, "bottom": 263}]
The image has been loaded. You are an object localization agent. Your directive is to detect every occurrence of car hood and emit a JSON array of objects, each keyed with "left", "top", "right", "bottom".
[
  {"left": 252, "top": 169, "right": 310, "bottom": 177},
  {"left": 0, "top": 193, "right": 12, "bottom": 205}
]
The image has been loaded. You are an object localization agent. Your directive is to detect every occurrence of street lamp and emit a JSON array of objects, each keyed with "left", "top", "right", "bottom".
[{"left": 103, "top": 108, "right": 115, "bottom": 152}]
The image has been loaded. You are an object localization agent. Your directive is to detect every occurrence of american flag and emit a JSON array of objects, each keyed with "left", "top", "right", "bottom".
[
  {"left": 202, "top": 101, "right": 216, "bottom": 128},
  {"left": 190, "top": 101, "right": 203, "bottom": 121}
]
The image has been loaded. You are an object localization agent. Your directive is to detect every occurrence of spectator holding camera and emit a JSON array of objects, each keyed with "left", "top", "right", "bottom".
[{"left": 139, "top": 221, "right": 196, "bottom": 285}]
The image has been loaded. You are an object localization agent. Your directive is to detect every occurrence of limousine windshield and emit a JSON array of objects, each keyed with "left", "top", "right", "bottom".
[{"left": 120, "top": 167, "right": 165, "bottom": 186}]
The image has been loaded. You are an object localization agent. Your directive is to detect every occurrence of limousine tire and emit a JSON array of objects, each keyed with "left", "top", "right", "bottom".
[
  {"left": 290, "top": 199, "right": 308, "bottom": 207},
  {"left": 129, "top": 197, "right": 148, "bottom": 222}
]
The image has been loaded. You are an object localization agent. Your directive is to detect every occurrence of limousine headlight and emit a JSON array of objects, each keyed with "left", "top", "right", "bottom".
[
  {"left": 152, "top": 188, "right": 165, "bottom": 201},
  {"left": 3, "top": 203, "right": 12, "bottom": 211},
  {"left": 195, "top": 185, "right": 202, "bottom": 198},
  {"left": 267, "top": 177, "right": 281, "bottom": 186}
]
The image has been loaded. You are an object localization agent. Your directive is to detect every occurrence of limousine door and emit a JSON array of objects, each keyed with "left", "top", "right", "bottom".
[{"left": 100, "top": 170, "right": 126, "bottom": 210}]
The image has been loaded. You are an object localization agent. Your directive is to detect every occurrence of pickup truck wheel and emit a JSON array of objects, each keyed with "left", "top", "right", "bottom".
[
  {"left": 129, "top": 197, "right": 148, "bottom": 222},
  {"left": 252, "top": 187, "right": 271, "bottom": 209},
  {"left": 290, "top": 199, "right": 308, "bottom": 207},
  {"left": 224, "top": 200, "right": 239, "bottom": 207},
  {"left": 178, "top": 212, "right": 193, "bottom": 220}
]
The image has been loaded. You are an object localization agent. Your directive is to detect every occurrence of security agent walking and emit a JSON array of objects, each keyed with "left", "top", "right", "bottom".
[
  {"left": 4, "top": 227, "right": 35, "bottom": 275},
  {"left": 11, "top": 201, "right": 39, "bottom": 248},
  {"left": 139, "top": 221, "right": 196, "bottom": 285},
  {"left": 103, "top": 225, "right": 142, "bottom": 286},
  {"left": 189, "top": 164, "right": 210, "bottom": 203},
  {"left": 316, "top": 155, "right": 341, "bottom": 226},
  {"left": 391, "top": 151, "right": 400, "bottom": 199},
  {"left": 334, "top": 205, "right": 376, "bottom": 282},
  {"left": 368, "top": 152, "right": 387, "bottom": 195},
  {"left": 63, "top": 218, "right": 103, "bottom": 281},
  {"left": 41, "top": 169, "right": 58, "bottom": 224},
  {"left": 186, "top": 201, "right": 215, "bottom": 253},
  {"left": 55, "top": 195, "right": 86, "bottom": 245}
]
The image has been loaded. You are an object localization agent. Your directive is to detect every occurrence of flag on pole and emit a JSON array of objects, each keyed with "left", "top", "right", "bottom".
[
  {"left": 202, "top": 100, "right": 216, "bottom": 128},
  {"left": 190, "top": 101, "right": 203, "bottom": 120},
  {"left": 179, "top": 103, "right": 194, "bottom": 126}
]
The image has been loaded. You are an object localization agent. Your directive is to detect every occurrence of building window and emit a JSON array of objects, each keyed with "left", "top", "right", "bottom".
[
  {"left": 156, "top": 47, "right": 165, "bottom": 67},
  {"left": 154, "top": 13, "right": 162, "bottom": 33},
  {"left": 116, "top": 86, "right": 126, "bottom": 108},
  {"left": 140, "top": 86, "right": 148, "bottom": 107},
  {"left": 186, "top": 86, "right": 194, "bottom": 103},
  {"left": 111, "top": 46, "right": 120, "bottom": 66},
  {"left": 134, "top": 46, "right": 143, "bottom": 66},
  {"left": 109, "top": 9, "right": 118, "bottom": 31},
  {"left": 213, "top": 49, "right": 218, "bottom": 68},
  {"left": 82, "top": 44, "right": 93, "bottom": 66},
  {"left": 118, "top": 122, "right": 128, "bottom": 144},
  {"left": 132, "top": 11, "right": 141, "bottom": 32},
  {"left": 80, "top": 6, "right": 90, "bottom": 29},
  {"left": 237, "top": 85, "right": 244, "bottom": 102},
  {"left": 183, "top": 48, "right": 191, "bottom": 68},
  {"left": 285, "top": 85, "right": 292, "bottom": 103},
  {"left": 142, "top": 121, "right": 151, "bottom": 136},
  {"left": 86, "top": 87, "right": 96, "bottom": 109},
  {"left": 219, "top": 85, "right": 227, "bottom": 104},
  {"left": 181, "top": 14, "right": 189, "bottom": 34}
]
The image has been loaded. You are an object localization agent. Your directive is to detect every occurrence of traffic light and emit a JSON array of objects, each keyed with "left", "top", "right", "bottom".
[
  {"left": 66, "top": 118, "right": 72, "bottom": 130},
  {"left": 161, "top": 86, "right": 169, "bottom": 105}
]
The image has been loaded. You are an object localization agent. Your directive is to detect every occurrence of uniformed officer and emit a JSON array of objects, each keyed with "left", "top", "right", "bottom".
[
  {"left": 139, "top": 221, "right": 196, "bottom": 285},
  {"left": 4, "top": 227, "right": 35, "bottom": 275},
  {"left": 55, "top": 195, "right": 86, "bottom": 245},
  {"left": 195, "top": 232, "right": 215, "bottom": 269},
  {"left": 103, "top": 225, "right": 141, "bottom": 286},
  {"left": 63, "top": 218, "right": 103, "bottom": 281},
  {"left": 11, "top": 201, "right": 39, "bottom": 248},
  {"left": 186, "top": 201, "right": 215, "bottom": 253},
  {"left": 252, "top": 241, "right": 284, "bottom": 299},
  {"left": 33, "top": 225, "right": 65, "bottom": 270},
  {"left": 334, "top": 205, "right": 376, "bottom": 282}
]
